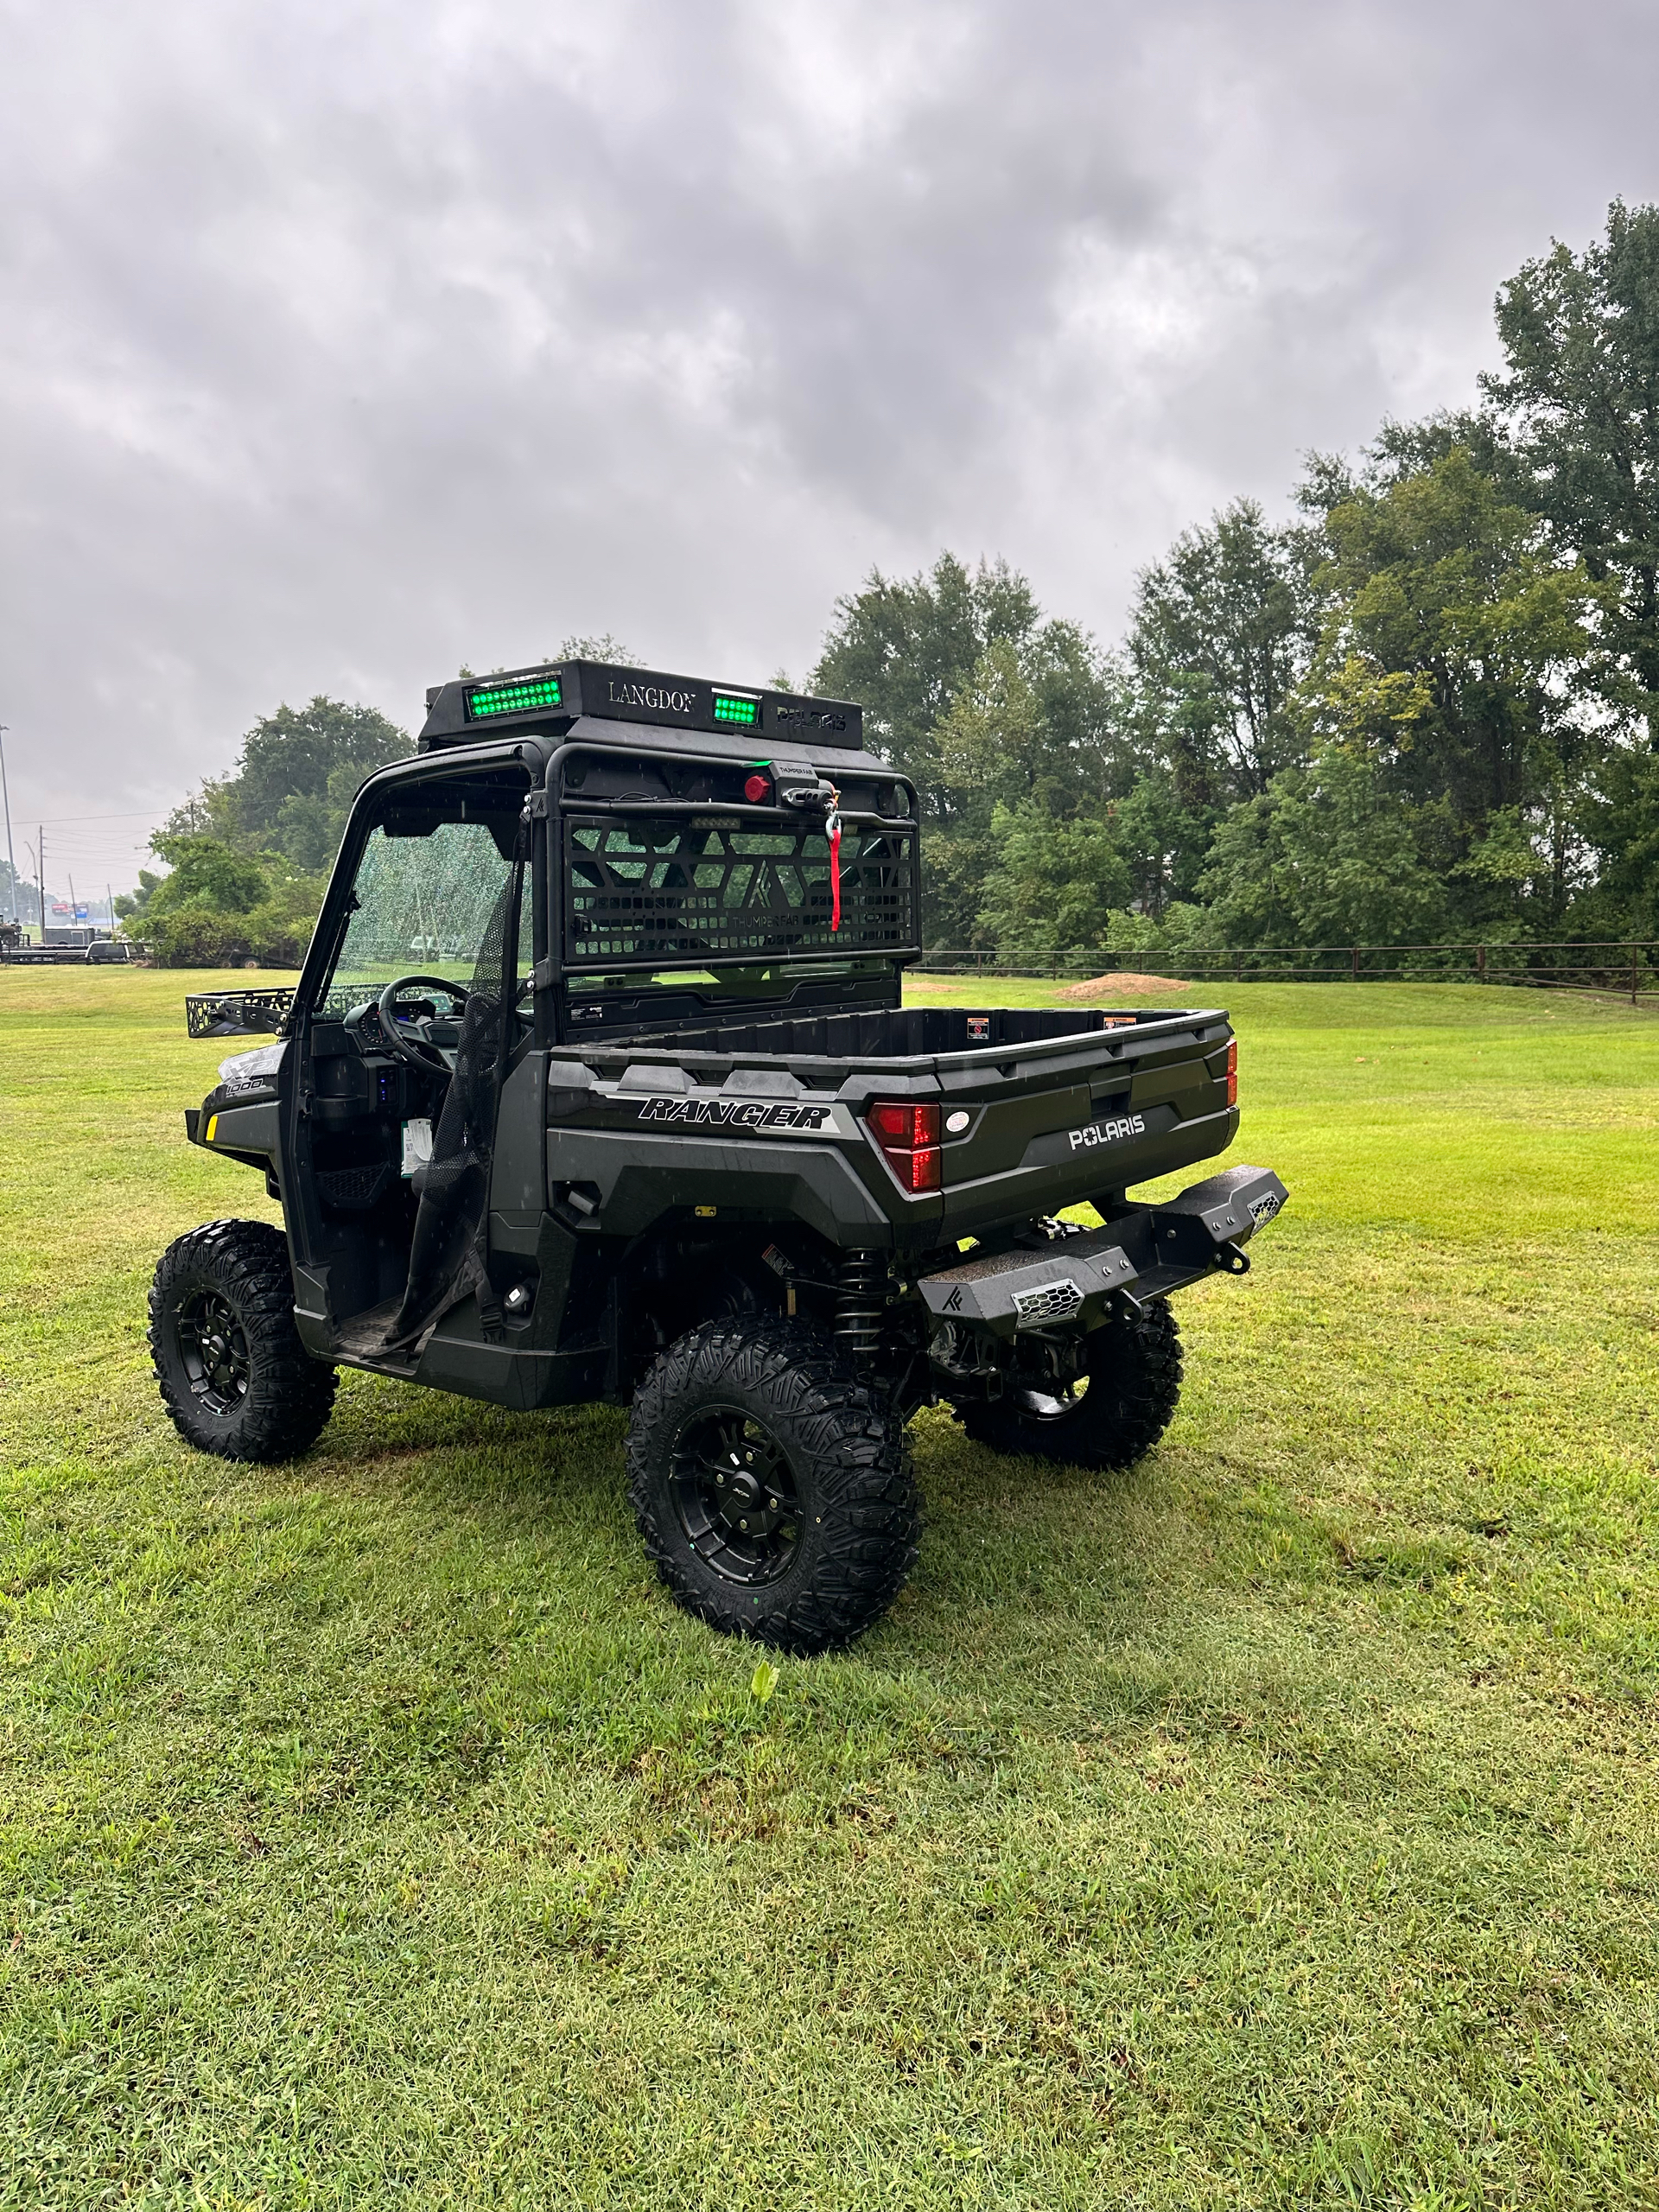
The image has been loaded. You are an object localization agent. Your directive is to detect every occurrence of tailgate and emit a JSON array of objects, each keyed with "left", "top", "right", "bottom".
[{"left": 918, "top": 1013, "right": 1238, "bottom": 1237}]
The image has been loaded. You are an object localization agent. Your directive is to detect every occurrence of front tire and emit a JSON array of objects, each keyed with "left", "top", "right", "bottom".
[
  {"left": 626, "top": 1319, "right": 920, "bottom": 1655},
  {"left": 149, "top": 1219, "right": 337, "bottom": 1462},
  {"left": 960, "top": 1300, "right": 1183, "bottom": 1471}
]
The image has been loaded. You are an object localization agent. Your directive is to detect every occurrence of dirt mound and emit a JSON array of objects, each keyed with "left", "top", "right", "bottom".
[{"left": 1057, "top": 971, "right": 1197, "bottom": 1000}]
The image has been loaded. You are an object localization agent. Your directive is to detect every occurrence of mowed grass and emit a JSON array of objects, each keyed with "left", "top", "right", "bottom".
[{"left": 2, "top": 965, "right": 1657, "bottom": 2210}]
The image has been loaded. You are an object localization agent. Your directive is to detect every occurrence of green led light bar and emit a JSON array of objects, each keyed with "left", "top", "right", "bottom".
[
  {"left": 467, "top": 673, "right": 562, "bottom": 719},
  {"left": 712, "top": 691, "right": 760, "bottom": 728}
]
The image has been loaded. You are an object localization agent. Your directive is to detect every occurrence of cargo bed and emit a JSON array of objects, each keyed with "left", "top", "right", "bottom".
[{"left": 538, "top": 1002, "right": 1242, "bottom": 1247}]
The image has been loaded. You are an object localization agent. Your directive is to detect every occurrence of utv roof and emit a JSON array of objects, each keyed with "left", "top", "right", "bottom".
[{"left": 419, "top": 658, "right": 862, "bottom": 753}]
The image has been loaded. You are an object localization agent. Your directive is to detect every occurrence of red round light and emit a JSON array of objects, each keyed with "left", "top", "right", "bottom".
[{"left": 743, "top": 772, "right": 771, "bottom": 804}]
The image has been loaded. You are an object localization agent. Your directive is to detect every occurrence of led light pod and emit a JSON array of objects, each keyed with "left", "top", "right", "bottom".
[{"left": 466, "top": 673, "right": 562, "bottom": 719}]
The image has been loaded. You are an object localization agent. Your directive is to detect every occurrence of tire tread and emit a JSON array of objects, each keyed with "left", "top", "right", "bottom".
[
  {"left": 961, "top": 1300, "right": 1183, "bottom": 1471},
  {"left": 626, "top": 1317, "right": 919, "bottom": 1655},
  {"left": 149, "top": 1218, "right": 337, "bottom": 1462}
]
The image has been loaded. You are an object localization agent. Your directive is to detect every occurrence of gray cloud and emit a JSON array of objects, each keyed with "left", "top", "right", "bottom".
[{"left": 6, "top": 0, "right": 1659, "bottom": 883}]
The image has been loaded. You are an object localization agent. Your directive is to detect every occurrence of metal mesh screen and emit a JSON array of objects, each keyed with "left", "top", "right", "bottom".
[
  {"left": 186, "top": 987, "right": 296, "bottom": 1038},
  {"left": 563, "top": 816, "right": 917, "bottom": 965}
]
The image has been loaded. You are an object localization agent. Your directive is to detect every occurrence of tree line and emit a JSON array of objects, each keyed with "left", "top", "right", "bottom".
[{"left": 133, "top": 203, "right": 1659, "bottom": 964}]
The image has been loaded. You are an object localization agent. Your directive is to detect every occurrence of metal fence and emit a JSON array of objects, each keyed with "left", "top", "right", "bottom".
[{"left": 910, "top": 941, "right": 1659, "bottom": 1007}]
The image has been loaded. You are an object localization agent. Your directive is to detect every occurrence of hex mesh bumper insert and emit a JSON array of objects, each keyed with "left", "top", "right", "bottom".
[{"left": 1009, "top": 1277, "right": 1084, "bottom": 1329}]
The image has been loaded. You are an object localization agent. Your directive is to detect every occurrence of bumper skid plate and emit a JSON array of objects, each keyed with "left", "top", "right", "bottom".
[{"left": 916, "top": 1165, "right": 1287, "bottom": 1341}]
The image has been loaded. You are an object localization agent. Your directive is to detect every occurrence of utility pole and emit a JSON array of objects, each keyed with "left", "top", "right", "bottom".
[
  {"left": 0, "top": 725, "right": 14, "bottom": 925},
  {"left": 37, "top": 825, "right": 46, "bottom": 938},
  {"left": 106, "top": 881, "right": 115, "bottom": 937}
]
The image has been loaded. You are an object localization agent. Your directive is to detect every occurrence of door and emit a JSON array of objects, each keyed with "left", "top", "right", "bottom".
[{"left": 289, "top": 766, "right": 536, "bottom": 1348}]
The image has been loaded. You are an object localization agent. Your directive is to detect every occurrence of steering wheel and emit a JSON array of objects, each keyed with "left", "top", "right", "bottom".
[{"left": 377, "top": 974, "right": 470, "bottom": 1073}]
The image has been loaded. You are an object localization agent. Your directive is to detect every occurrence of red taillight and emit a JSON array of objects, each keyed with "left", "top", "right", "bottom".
[
  {"left": 1226, "top": 1039, "right": 1238, "bottom": 1107},
  {"left": 743, "top": 772, "right": 772, "bottom": 804},
  {"left": 868, "top": 1099, "right": 942, "bottom": 1192},
  {"left": 869, "top": 1101, "right": 938, "bottom": 1148},
  {"left": 895, "top": 1146, "right": 942, "bottom": 1192}
]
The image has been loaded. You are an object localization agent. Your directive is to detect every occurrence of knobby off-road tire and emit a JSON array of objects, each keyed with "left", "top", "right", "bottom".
[
  {"left": 626, "top": 1318, "right": 920, "bottom": 1656},
  {"left": 149, "top": 1218, "right": 337, "bottom": 1462},
  {"left": 960, "top": 1300, "right": 1183, "bottom": 1471}
]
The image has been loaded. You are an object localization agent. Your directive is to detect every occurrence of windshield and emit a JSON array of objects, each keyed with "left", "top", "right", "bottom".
[{"left": 319, "top": 811, "right": 531, "bottom": 1020}]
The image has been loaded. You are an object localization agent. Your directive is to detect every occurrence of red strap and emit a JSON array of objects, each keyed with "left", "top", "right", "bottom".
[{"left": 828, "top": 810, "right": 842, "bottom": 931}]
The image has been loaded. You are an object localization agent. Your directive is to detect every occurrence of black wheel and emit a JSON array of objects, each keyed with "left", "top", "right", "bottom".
[
  {"left": 960, "top": 1301, "right": 1183, "bottom": 1471},
  {"left": 149, "top": 1218, "right": 337, "bottom": 1462},
  {"left": 626, "top": 1318, "right": 920, "bottom": 1655}
]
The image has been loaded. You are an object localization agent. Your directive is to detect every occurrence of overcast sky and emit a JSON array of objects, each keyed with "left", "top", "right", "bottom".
[{"left": 5, "top": 0, "right": 1659, "bottom": 893}]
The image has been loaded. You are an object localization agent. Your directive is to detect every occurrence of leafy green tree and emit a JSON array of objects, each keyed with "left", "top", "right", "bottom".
[
  {"left": 918, "top": 627, "right": 1126, "bottom": 941},
  {"left": 1575, "top": 746, "right": 1659, "bottom": 934},
  {"left": 815, "top": 558, "right": 1128, "bottom": 942},
  {"left": 810, "top": 554, "right": 1042, "bottom": 804},
  {"left": 548, "top": 634, "right": 641, "bottom": 664},
  {"left": 136, "top": 833, "right": 327, "bottom": 967},
  {"left": 1127, "top": 499, "right": 1319, "bottom": 802},
  {"left": 1110, "top": 768, "right": 1217, "bottom": 920},
  {"left": 1199, "top": 748, "right": 1450, "bottom": 947},
  {"left": 1302, "top": 448, "right": 1606, "bottom": 931},
  {"left": 112, "top": 869, "right": 163, "bottom": 925},
  {"left": 1484, "top": 200, "right": 1659, "bottom": 741},
  {"left": 974, "top": 803, "right": 1132, "bottom": 949},
  {"left": 166, "top": 698, "right": 409, "bottom": 871},
  {"left": 145, "top": 834, "right": 268, "bottom": 916}
]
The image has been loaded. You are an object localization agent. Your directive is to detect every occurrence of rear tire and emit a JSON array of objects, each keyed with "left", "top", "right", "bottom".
[
  {"left": 149, "top": 1219, "right": 337, "bottom": 1462},
  {"left": 959, "top": 1300, "right": 1183, "bottom": 1471},
  {"left": 626, "top": 1318, "right": 920, "bottom": 1655}
]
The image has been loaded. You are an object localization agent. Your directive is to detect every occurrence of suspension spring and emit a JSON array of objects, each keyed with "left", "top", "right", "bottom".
[{"left": 834, "top": 1249, "right": 887, "bottom": 1360}]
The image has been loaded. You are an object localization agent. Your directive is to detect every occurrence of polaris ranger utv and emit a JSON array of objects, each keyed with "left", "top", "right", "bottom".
[{"left": 150, "top": 658, "right": 1286, "bottom": 1653}]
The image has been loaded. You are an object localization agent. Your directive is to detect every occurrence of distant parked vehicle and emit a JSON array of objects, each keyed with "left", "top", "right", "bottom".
[{"left": 1, "top": 925, "right": 138, "bottom": 966}]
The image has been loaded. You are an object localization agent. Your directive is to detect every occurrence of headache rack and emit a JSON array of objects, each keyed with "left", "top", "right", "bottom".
[{"left": 563, "top": 813, "right": 919, "bottom": 969}]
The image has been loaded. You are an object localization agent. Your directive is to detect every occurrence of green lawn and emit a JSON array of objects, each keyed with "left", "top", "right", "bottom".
[{"left": 2, "top": 966, "right": 1657, "bottom": 2210}]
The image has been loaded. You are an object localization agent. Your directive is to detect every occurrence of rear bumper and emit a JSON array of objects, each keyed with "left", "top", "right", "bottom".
[{"left": 915, "top": 1164, "right": 1287, "bottom": 1340}]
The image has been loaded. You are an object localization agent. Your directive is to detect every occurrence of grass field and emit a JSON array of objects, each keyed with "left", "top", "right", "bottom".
[{"left": 2, "top": 965, "right": 1657, "bottom": 2209}]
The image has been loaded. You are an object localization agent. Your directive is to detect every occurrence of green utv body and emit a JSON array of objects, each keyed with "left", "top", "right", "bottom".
[{"left": 151, "top": 658, "right": 1287, "bottom": 1652}]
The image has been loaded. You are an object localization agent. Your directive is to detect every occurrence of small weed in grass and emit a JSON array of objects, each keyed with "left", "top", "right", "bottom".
[{"left": 2, "top": 966, "right": 1657, "bottom": 2208}]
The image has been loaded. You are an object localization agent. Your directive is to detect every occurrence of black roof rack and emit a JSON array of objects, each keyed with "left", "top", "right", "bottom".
[{"left": 417, "top": 658, "right": 862, "bottom": 753}]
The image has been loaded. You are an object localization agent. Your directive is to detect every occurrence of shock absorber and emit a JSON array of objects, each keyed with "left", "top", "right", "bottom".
[{"left": 835, "top": 1249, "right": 887, "bottom": 1360}]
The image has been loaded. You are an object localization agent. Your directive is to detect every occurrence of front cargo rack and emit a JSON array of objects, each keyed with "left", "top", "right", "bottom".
[{"left": 186, "top": 987, "right": 296, "bottom": 1039}]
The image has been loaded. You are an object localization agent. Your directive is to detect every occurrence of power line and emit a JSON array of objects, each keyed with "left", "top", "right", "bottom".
[{"left": 29, "top": 809, "right": 170, "bottom": 825}]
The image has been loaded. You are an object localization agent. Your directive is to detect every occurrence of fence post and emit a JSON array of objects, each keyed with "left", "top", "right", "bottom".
[
  {"left": 1634, "top": 945, "right": 1640, "bottom": 1006},
  {"left": 1351, "top": 946, "right": 1359, "bottom": 982},
  {"left": 1477, "top": 944, "right": 1486, "bottom": 983}
]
